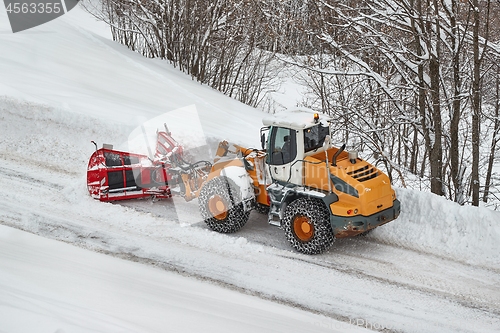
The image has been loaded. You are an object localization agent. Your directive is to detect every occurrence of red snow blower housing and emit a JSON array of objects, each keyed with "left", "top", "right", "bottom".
[{"left": 87, "top": 126, "right": 183, "bottom": 202}]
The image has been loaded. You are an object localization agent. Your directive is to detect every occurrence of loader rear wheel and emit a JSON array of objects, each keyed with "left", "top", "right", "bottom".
[
  {"left": 283, "top": 197, "right": 334, "bottom": 255},
  {"left": 199, "top": 176, "right": 250, "bottom": 233}
]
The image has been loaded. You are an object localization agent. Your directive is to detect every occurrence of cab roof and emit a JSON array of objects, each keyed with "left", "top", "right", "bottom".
[{"left": 262, "top": 109, "right": 332, "bottom": 130}]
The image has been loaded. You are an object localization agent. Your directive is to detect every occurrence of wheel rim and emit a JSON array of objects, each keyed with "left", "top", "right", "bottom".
[
  {"left": 208, "top": 195, "right": 228, "bottom": 220},
  {"left": 293, "top": 216, "right": 314, "bottom": 242}
]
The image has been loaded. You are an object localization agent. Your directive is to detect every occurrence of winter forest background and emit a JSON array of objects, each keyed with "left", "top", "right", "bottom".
[{"left": 84, "top": 0, "right": 500, "bottom": 209}]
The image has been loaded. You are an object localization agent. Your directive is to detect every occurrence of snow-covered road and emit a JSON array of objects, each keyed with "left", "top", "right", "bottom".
[
  {"left": 1, "top": 149, "right": 499, "bottom": 333},
  {"left": 1, "top": 4, "right": 499, "bottom": 333},
  {"left": 1, "top": 224, "right": 373, "bottom": 333}
]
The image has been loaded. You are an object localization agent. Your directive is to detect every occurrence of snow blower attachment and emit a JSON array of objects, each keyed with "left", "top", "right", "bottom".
[
  {"left": 87, "top": 126, "right": 187, "bottom": 201},
  {"left": 87, "top": 125, "right": 212, "bottom": 202},
  {"left": 87, "top": 145, "right": 170, "bottom": 202}
]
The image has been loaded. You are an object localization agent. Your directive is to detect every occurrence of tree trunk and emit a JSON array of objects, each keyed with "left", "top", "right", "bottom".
[
  {"left": 471, "top": 0, "right": 481, "bottom": 206},
  {"left": 426, "top": 0, "right": 444, "bottom": 196},
  {"left": 483, "top": 67, "right": 500, "bottom": 203},
  {"left": 448, "top": 0, "right": 464, "bottom": 203}
]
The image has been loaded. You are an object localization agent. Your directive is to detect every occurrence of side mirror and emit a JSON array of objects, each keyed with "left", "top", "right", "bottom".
[{"left": 261, "top": 133, "right": 266, "bottom": 150}]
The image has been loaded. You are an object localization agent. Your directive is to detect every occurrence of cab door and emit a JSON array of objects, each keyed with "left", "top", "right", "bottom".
[{"left": 267, "top": 126, "right": 301, "bottom": 185}]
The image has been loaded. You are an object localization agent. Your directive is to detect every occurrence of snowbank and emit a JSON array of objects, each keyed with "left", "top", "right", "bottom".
[
  {"left": 371, "top": 188, "right": 500, "bottom": 269},
  {"left": 0, "top": 97, "right": 126, "bottom": 176}
]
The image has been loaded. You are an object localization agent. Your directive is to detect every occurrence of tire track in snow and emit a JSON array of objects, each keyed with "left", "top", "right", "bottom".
[
  {"left": 276, "top": 252, "right": 500, "bottom": 318},
  {"left": 0, "top": 164, "right": 65, "bottom": 190},
  {"left": 112, "top": 190, "right": 500, "bottom": 321},
  {"left": 2, "top": 158, "right": 500, "bottom": 332},
  {"left": 4, "top": 154, "right": 492, "bottom": 322},
  {"left": 208, "top": 208, "right": 500, "bottom": 315},
  {"left": 0, "top": 166, "right": 497, "bottom": 332}
]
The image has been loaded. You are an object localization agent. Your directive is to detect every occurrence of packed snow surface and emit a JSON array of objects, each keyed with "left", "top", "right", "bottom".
[
  {"left": 1, "top": 225, "right": 369, "bottom": 333},
  {"left": 0, "top": 3, "right": 499, "bottom": 333}
]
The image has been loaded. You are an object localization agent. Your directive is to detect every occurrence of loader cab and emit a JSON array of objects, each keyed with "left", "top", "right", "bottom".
[{"left": 263, "top": 110, "right": 332, "bottom": 186}]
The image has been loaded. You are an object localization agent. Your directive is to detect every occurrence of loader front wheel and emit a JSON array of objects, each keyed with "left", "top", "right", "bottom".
[
  {"left": 283, "top": 197, "right": 334, "bottom": 255},
  {"left": 199, "top": 176, "right": 250, "bottom": 233}
]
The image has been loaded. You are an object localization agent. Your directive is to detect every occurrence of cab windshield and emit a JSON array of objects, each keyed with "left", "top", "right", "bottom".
[{"left": 304, "top": 124, "right": 329, "bottom": 153}]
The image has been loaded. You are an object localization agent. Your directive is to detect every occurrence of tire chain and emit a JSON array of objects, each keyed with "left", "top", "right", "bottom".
[
  {"left": 254, "top": 203, "right": 270, "bottom": 215},
  {"left": 283, "top": 197, "right": 335, "bottom": 255},
  {"left": 198, "top": 176, "right": 250, "bottom": 233}
]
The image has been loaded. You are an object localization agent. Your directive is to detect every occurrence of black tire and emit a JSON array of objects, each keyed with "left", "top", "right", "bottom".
[
  {"left": 198, "top": 176, "right": 250, "bottom": 233},
  {"left": 254, "top": 203, "right": 270, "bottom": 215},
  {"left": 283, "top": 197, "right": 334, "bottom": 254},
  {"left": 358, "top": 229, "right": 372, "bottom": 237}
]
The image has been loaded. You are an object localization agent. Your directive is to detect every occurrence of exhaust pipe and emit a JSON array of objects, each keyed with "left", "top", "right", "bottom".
[{"left": 332, "top": 144, "right": 346, "bottom": 166}]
